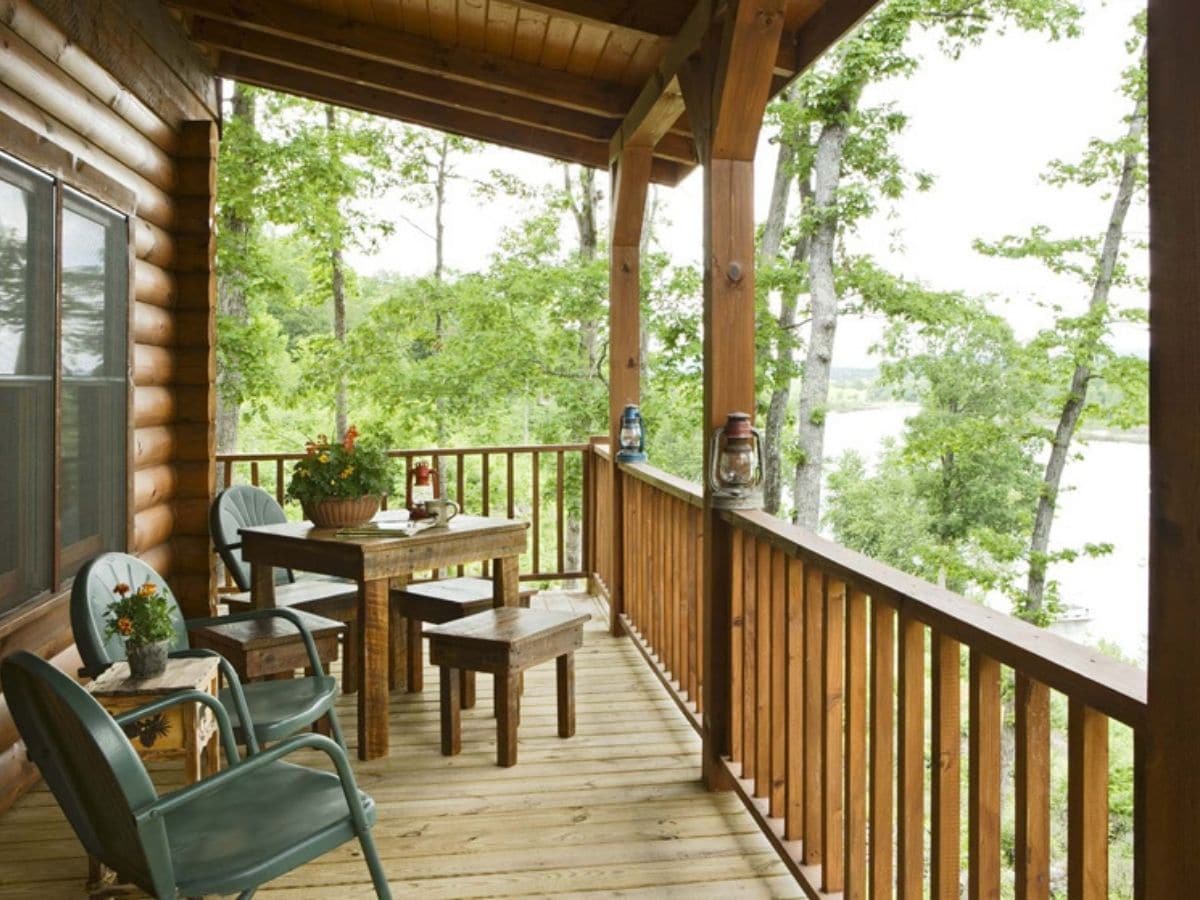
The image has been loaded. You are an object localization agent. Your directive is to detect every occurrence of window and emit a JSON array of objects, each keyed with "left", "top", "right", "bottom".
[{"left": 0, "top": 152, "right": 128, "bottom": 614}]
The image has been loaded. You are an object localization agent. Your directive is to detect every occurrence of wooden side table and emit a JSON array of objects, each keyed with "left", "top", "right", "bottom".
[
  {"left": 88, "top": 655, "right": 221, "bottom": 784},
  {"left": 188, "top": 610, "right": 344, "bottom": 681},
  {"left": 427, "top": 608, "right": 588, "bottom": 767}
]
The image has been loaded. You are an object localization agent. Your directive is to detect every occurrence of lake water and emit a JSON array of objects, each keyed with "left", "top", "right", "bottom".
[{"left": 823, "top": 406, "right": 1148, "bottom": 663}]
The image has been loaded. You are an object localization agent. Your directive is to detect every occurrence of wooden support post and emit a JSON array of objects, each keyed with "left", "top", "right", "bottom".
[
  {"left": 1146, "top": 1, "right": 1200, "bottom": 895},
  {"left": 607, "top": 146, "right": 652, "bottom": 636},
  {"left": 680, "top": 0, "right": 786, "bottom": 791}
]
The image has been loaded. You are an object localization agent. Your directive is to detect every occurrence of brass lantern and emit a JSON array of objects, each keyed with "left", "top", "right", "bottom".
[{"left": 708, "top": 412, "right": 764, "bottom": 509}]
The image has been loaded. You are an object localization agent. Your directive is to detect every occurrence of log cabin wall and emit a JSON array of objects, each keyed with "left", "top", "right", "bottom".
[{"left": 0, "top": 0, "right": 217, "bottom": 812}]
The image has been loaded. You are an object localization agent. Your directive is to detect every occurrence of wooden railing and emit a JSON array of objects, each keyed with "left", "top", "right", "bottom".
[
  {"left": 216, "top": 443, "right": 591, "bottom": 585},
  {"left": 602, "top": 457, "right": 1147, "bottom": 899}
]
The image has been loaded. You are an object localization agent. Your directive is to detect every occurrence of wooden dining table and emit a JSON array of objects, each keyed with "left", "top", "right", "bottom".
[{"left": 238, "top": 514, "right": 529, "bottom": 760}]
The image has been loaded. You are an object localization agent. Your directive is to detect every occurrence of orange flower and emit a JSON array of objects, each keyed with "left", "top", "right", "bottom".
[
  {"left": 116, "top": 617, "right": 133, "bottom": 636},
  {"left": 136, "top": 582, "right": 157, "bottom": 598},
  {"left": 113, "top": 582, "right": 131, "bottom": 596},
  {"left": 343, "top": 425, "right": 359, "bottom": 451}
]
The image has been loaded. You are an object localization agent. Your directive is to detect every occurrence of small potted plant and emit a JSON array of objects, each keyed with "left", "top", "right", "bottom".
[
  {"left": 105, "top": 581, "right": 177, "bottom": 679},
  {"left": 287, "top": 425, "right": 394, "bottom": 528}
]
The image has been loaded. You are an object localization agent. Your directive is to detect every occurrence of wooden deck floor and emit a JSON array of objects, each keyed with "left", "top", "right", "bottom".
[{"left": 0, "top": 590, "right": 800, "bottom": 898}]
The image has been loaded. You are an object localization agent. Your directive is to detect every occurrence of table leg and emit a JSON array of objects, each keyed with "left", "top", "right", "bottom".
[
  {"left": 250, "top": 561, "right": 277, "bottom": 609},
  {"left": 497, "top": 667, "right": 521, "bottom": 767},
  {"left": 493, "top": 555, "right": 520, "bottom": 608},
  {"left": 460, "top": 669, "right": 476, "bottom": 709},
  {"left": 357, "top": 578, "right": 390, "bottom": 760},
  {"left": 389, "top": 575, "right": 409, "bottom": 691},
  {"left": 204, "top": 729, "right": 221, "bottom": 775},
  {"left": 406, "top": 616, "right": 424, "bottom": 693},
  {"left": 557, "top": 653, "right": 576, "bottom": 738},
  {"left": 440, "top": 666, "right": 461, "bottom": 756},
  {"left": 184, "top": 708, "right": 202, "bottom": 784}
]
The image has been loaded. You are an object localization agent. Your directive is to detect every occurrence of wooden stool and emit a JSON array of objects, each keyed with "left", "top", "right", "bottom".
[
  {"left": 427, "top": 608, "right": 587, "bottom": 767},
  {"left": 390, "top": 576, "right": 535, "bottom": 706},
  {"left": 188, "top": 609, "right": 345, "bottom": 681}
]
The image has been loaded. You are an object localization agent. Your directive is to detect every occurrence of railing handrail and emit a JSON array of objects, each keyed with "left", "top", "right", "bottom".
[
  {"left": 216, "top": 442, "right": 592, "bottom": 463},
  {"left": 728, "top": 507, "right": 1148, "bottom": 727},
  {"left": 620, "top": 460, "right": 704, "bottom": 508}
]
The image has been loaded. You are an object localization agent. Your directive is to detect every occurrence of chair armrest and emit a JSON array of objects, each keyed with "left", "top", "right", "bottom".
[
  {"left": 168, "top": 649, "right": 261, "bottom": 754},
  {"left": 135, "top": 733, "right": 372, "bottom": 836},
  {"left": 186, "top": 608, "right": 327, "bottom": 679},
  {"left": 114, "top": 690, "right": 241, "bottom": 768}
]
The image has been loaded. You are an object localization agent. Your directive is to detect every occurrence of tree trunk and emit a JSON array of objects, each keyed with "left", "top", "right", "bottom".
[
  {"left": 1024, "top": 98, "right": 1147, "bottom": 617},
  {"left": 793, "top": 120, "right": 848, "bottom": 528},
  {"left": 216, "top": 84, "right": 255, "bottom": 452},
  {"left": 326, "top": 105, "right": 349, "bottom": 441}
]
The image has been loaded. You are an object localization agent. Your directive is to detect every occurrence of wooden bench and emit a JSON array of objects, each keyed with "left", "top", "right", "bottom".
[
  {"left": 427, "top": 608, "right": 587, "bottom": 767},
  {"left": 188, "top": 609, "right": 345, "bottom": 681},
  {"left": 390, "top": 576, "right": 535, "bottom": 705}
]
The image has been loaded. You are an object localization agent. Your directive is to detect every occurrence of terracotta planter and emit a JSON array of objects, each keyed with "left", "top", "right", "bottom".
[
  {"left": 126, "top": 640, "right": 169, "bottom": 679},
  {"left": 303, "top": 495, "right": 381, "bottom": 528}
]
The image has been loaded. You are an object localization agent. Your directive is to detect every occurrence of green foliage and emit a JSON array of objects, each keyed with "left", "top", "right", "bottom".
[
  {"left": 286, "top": 428, "right": 395, "bottom": 504},
  {"left": 104, "top": 582, "right": 176, "bottom": 648}
]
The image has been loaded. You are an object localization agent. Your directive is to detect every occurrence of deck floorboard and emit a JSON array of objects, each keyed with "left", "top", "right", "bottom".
[{"left": 0, "top": 590, "right": 799, "bottom": 898}]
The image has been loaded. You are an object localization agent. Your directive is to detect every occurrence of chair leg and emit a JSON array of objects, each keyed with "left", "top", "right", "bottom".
[
  {"left": 460, "top": 669, "right": 476, "bottom": 709},
  {"left": 496, "top": 668, "right": 520, "bottom": 767},
  {"left": 342, "top": 624, "right": 359, "bottom": 695},
  {"left": 357, "top": 825, "right": 393, "bottom": 900},
  {"left": 440, "top": 666, "right": 461, "bottom": 756},
  {"left": 388, "top": 603, "right": 405, "bottom": 691},
  {"left": 556, "top": 653, "right": 575, "bottom": 738},
  {"left": 406, "top": 616, "right": 424, "bottom": 693}
]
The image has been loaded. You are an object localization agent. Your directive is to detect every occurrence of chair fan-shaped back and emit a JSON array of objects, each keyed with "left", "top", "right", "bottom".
[
  {"left": 211, "top": 485, "right": 292, "bottom": 591},
  {"left": 0, "top": 651, "right": 174, "bottom": 897},
  {"left": 70, "top": 552, "right": 189, "bottom": 672}
]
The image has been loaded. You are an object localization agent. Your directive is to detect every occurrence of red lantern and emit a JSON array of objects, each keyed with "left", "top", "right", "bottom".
[{"left": 407, "top": 460, "right": 439, "bottom": 519}]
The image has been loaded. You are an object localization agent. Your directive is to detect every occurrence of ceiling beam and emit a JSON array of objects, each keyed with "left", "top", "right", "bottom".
[
  {"left": 188, "top": 16, "right": 618, "bottom": 142},
  {"left": 517, "top": 1, "right": 696, "bottom": 37},
  {"left": 167, "top": 0, "right": 636, "bottom": 118},
  {"left": 793, "top": 0, "right": 881, "bottom": 74},
  {"left": 216, "top": 52, "right": 689, "bottom": 185},
  {"left": 609, "top": 0, "right": 714, "bottom": 161}
]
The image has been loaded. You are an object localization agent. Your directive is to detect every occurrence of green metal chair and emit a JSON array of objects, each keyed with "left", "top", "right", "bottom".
[
  {"left": 71, "top": 552, "right": 344, "bottom": 750},
  {"left": 0, "top": 650, "right": 391, "bottom": 899}
]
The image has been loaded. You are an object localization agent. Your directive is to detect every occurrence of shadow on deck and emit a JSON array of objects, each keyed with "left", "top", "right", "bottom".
[{"left": 0, "top": 590, "right": 799, "bottom": 898}]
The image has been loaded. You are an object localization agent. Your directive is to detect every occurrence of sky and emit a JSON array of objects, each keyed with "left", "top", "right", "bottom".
[{"left": 348, "top": 0, "right": 1147, "bottom": 369}]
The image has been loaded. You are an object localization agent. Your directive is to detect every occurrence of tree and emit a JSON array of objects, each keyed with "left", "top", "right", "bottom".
[
  {"left": 975, "top": 13, "right": 1148, "bottom": 622},
  {"left": 759, "top": 0, "right": 1083, "bottom": 528}
]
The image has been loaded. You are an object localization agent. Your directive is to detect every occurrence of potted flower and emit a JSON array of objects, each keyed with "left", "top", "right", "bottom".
[
  {"left": 105, "top": 581, "right": 177, "bottom": 679},
  {"left": 287, "top": 425, "right": 394, "bottom": 528}
]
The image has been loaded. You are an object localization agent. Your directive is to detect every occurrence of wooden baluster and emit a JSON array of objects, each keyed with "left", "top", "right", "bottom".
[
  {"left": 580, "top": 450, "right": 592, "bottom": 579},
  {"left": 222, "top": 459, "right": 232, "bottom": 488},
  {"left": 932, "top": 633, "right": 962, "bottom": 900},
  {"left": 741, "top": 534, "right": 758, "bottom": 783},
  {"left": 694, "top": 504, "right": 704, "bottom": 714},
  {"left": 897, "top": 611, "right": 924, "bottom": 900},
  {"left": 688, "top": 505, "right": 700, "bottom": 706},
  {"left": 844, "top": 587, "right": 869, "bottom": 900},
  {"left": 755, "top": 536, "right": 772, "bottom": 800},
  {"left": 665, "top": 496, "right": 676, "bottom": 679},
  {"left": 871, "top": 596, "right": 896, "bottom": 900},
  {"left": 1068, "top": 700, "right": 1109, "bottom": 900},
  {"left": 275, "top": 459, "right": 285, "bottom": 506},
  {"left": 556, "top": 451, "right": 565, "bottom": 575},
  {"left": 456, "top": 452, "right": 465, "bottom": 509},
  {"left": 250, "top": 461, "right": 260, "bottom": 487},
  {"left": 506, "top": 451, "right": 515, "bottom": 519},
  {"left": 730, "top": 527, "right": 744, "bottom": 762},
  {"left": 969, "top": 650, "right": 1001, "bottom": 900},
  {"left": 785, "top": 556, "right": 805, "bottom": 841},
  {"left": 822, "top": 576, "right": 846, "bottom": 892},
  {"left": 649, "top": 489, "right": 659, "bottom": 653},
  {"left": 770, "top": 547, "right": 786, "bottom": 818},
  {"left": 803, "top": 565, "right": 825, "bottom": 865},
  {"left": 678, "top": 500, "right": 691, "bottom": 700},
  {"left": 531, "top": 452, "right": 540, "bottom": 574},
  {"left": 481, "top": 454, "right": 490, "bottom": 576},
  {"left": 626, "top": 479, "right": 638, "bottom": 630},
  {"left": 1015, "top": 674, "right": 1051, "bottom": 900}
]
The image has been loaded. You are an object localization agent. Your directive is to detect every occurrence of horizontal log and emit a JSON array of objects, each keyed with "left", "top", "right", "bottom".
[
  {"left": 132, "top": 385, "right": 175, "bottom": 428},
  {"left": 132, "top": 300, "right": 174, "bottom": 346},
  {"left": 138, "top": 541, "right": 172, "bottom": 577},
  {"left": 29, "top": 0, "right": 217, "bottom": 123},
  {"left": 134, "top": 217, "right": 176, "bottom": 267},
  {"left": 0, "top": 81, "right": 174, "bottom": 227},
  {"left": 0, "top": 22, "right": 176, "bottom": 189},
  {"left": 730, "top": 508, "right": 1148, "bottom": 727},
  {"left": 0, "top": 643, "right": 81, "bottom": 751},
  {"left": 132, "top": 425, "right": 175, "bottom": 469},
  {"left": 134, "top": 501, "right": 175, "bottom": 552},
  {"left": 134, "top": 258, "right": 176, "bottom": 308},
  {"left": 133, "top": 463, "right": 178, "bottom": 512},
  {"left": 0, "top": 0, "right": 178, "bottom": 153},
  {"left": 133, "top": 343, "right": 174, "bottom": 387},
  {"left": 0, "top": 591, "right": 69, "bottom": 659}
]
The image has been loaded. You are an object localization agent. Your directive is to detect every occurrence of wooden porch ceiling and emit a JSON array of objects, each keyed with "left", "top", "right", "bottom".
[{"left": 164, "top": 0, "right": 872, "bottom": 185}]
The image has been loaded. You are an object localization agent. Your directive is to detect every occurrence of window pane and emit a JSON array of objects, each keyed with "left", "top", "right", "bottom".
[
  {"left": 60, "top": 193, "right": 127, "bottom": 580},
  {"left": 0, "top": 155, "right": 54, "bottom": 612}
]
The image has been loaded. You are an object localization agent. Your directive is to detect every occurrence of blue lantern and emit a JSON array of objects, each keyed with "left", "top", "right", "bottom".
[{"left": 615, "top": 404, "right": 646, "bottom": 463}]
